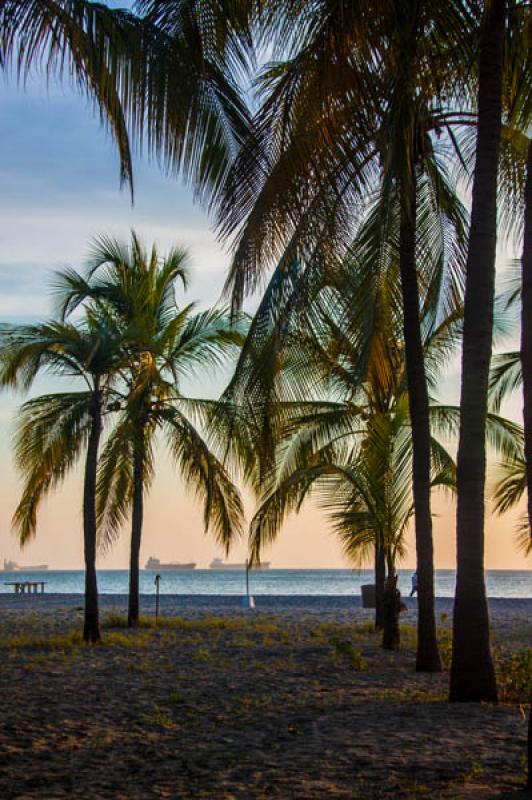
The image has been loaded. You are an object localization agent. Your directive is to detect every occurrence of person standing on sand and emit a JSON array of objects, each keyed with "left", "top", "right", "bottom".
[{"left": 410, "top": 572, "right": 418, "bottom": 597}]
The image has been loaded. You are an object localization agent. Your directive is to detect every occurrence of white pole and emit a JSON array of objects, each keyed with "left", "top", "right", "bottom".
[{"left": 242, "top": 558, "right": 255, "bottom": 609}]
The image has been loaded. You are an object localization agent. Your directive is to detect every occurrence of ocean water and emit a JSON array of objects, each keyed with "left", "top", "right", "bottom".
[{"left": 1, "top": 569, "right": 531, "bottom": 598}]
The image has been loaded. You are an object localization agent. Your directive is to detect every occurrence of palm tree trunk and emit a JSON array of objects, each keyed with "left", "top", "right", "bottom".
[
  {"left": 522, "top": 143, "right": 532, "bottom": 794},
  {"left": 128, "top": 424, "right": 145, "bottom": 627},
  {"left": 382, "top": 574, "right": 400, "bottom": 650},
  {"left": 521, "top": 141, "right": 532, "bottom": 550},
  {"left": 399, "top": 174, "right": 441, "bottom": 672},
  {"left": 528, "top": 701, "right": 532, "bottom": 791},
  {"left": 374, "top": 542, "right": 386, "bottom": 630},
  {"left": 83, "top": 384, "right": 102, "bottom": 643},
  {"left": 449, "top": 0, "right": 505, "bottom": 704}
]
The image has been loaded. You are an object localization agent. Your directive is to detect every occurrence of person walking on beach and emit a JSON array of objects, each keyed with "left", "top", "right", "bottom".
[{"left": 410, "top": 571, "right": 418, "bottom": 597}]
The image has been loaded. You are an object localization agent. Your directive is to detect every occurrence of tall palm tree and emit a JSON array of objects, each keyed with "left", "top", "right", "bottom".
[
  {"left": 0, "top": 310, "right": 124, "bottom": 641},
  {"left": 450, "top": 0, "right": 511, "bottom": 704},
  {"left": 214, "top": 0, "right": 476, "bottom": 672},
  {"left": 57, "top": 232, "right": 248, "bottom": 626},
  {"left": 520, "top": 140, "right": 532, "bottom": 554}
]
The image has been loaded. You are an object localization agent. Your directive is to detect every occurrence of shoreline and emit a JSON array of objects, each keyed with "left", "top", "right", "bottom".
[{"left": 1, "top": 593, "right": 531, "bottom": 630}]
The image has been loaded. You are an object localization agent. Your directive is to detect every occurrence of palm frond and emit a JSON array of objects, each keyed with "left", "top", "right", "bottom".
[
  {"left": 13, "top": 392, "right": 91, "bottom": 544},
  {"left": 429, "top": 404, "right": 524, "bottom": 461},
  {"left": 162, "top": 406, "right": 244, "bottom": 551},
  {"left": 492, "top": 456, "right": 527, "bottom": 515},
  {"left": 0, "top": 0, "right": 138, "bottom": 192},
  {"left": 249, "top": 463, "right": 338, "bottom": 564},
  {"left": 95, "top": 417, "right": 135, "bottom": 551},
  {"left": 489, "top": 351, "right": 521, "bottom": 411}
]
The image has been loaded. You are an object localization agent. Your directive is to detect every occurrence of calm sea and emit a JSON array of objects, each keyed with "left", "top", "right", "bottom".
[{"left": 1, "top": 569, "right": 531, "bottom": 598}]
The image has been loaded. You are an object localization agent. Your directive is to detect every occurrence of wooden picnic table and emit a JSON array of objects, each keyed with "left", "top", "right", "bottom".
[{"left": 4, "top": 581, "right": 47, "bottom": 594}]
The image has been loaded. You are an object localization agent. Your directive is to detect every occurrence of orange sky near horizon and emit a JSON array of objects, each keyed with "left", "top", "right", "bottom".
[{"left": 0, "top": 436, "right": 530, "bottom": 571}]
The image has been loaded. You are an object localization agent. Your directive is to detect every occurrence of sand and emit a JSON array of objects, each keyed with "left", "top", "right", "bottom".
[{"left": 0, "top": 594, "right": 530, "bottom": 799}]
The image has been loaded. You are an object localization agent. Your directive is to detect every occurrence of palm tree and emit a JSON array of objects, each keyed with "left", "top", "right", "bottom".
[
  {"left": 214, "top": 0, "right": 478, "bottom": 673},
  {"left": 0, "top": 310, "right": 124, "bottom": 641},
  {"left": 232, "top": 236, "right": 521, "bottom": 650},
  {"left": 449, "top": 0, "right": 532, "bottom": 702},
  {"left": 214, "top": 212, "right": 424, "bottom": 599},
  {"left": 57, "top": 232, "right": 248, "bottom": 626},
  {"left": 249, "top": 393, "right": 457, "bottom": 649},
  {"left": 520, "top": 140, "right": 532, "bottom": 553}
]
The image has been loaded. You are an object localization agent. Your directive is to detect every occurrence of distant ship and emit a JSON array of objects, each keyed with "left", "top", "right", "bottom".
[
  {"left": 209, "top": 558, "right": 271, "bottom": 570},
  {"left": 144, "top": 557, "right": 196, "bottom": 570},
  {"left": 3, "top": 559, "right": 48, "bottom": 572}
]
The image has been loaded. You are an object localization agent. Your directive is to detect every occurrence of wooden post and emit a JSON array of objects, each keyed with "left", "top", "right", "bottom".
[{"left": 154, "top": 574, "right": 161, "bottom": 623}]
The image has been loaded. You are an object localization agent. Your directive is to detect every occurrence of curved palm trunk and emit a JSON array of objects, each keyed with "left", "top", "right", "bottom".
[
  {"left": 521, "top": 141, "right": 532, "bottom": 549},
  {"left": 449, "top": 0, "right": 505, "bottom": 703},
  {"left": 83, "top": 384, "right": 102, "bottom": 643},
  {"left": 399, "top": 176, "right": 441, "bottom": 672},
  {"left": 128, "top": 425, "right": 145, "bottom": 627},
  {"left": 374, "top": 542, "right": 386, "bottom": 630}
]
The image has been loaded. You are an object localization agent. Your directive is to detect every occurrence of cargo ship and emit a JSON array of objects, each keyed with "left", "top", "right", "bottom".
[
  {"left": 209, "top": 558, "right": 271, "bottom": 570},
  {"left": 144, "top": 557, "right": 196, "bottom": 570},
  {"left": 3, "top": 559, "right": 48, "bottom": 572}
]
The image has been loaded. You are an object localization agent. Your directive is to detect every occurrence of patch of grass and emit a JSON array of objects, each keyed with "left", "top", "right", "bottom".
[
  {"left": 399, "top": 624, "right": 418, "bottom": 649},
  {"left": 141, "top": 704, "right": 175, "bottom": 730},
  {"left": 102, "top": 613, "right": 158, "bottom": 629},
  {"left": 254, "top": 619, "right": 281, "bottom": 635},
  {"left": 495, "top": 647, "right": 532, "bottom": 703},
  {"left": 311, "top": 621, "right": 369, "bottom": 643},
  {"left": 356, "top": 619, "right": 378, "bottom": 635},
  {"left": 330, "top": 637, "right": 367, "bottom": 670},
  {"left": 462, "top": 761, "right": 484, "bottom": 782},
  {"left": 0, "top": 629, "right": 82, "bottom": 651},
  {"left": 193, "top": 646, "right": 215, "bottom": 663},
  {"left": 373, "top": 686, "right": 446, "bottom": 703},
  {"left": 240, "top": 693, "right": 272, "bottom": 709},
  {"left": 232, "top": 634, "right": 255, "bottom": 649},
  {"left": 437, "top": 626, "right": 453, "bottom": 669},
  {"left": 104, "top": 630, "right": 152, "bottom": 647},
  {"left": 175, "top": 615, "right": 251, "bottom": 633}
]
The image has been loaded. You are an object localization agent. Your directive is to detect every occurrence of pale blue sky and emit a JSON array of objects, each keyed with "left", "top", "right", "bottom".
[{"left": 0, "top": 51, "right": 528, "bottom": 570}]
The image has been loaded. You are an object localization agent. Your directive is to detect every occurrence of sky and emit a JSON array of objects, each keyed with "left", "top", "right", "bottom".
[{"left": 0, "top": 66, "right": 530, "bottom": 572}]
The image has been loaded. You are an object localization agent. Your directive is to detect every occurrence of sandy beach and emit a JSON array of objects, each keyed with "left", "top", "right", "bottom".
[{"left": 0, "top": 595, "right": 530, "bottom": 799}]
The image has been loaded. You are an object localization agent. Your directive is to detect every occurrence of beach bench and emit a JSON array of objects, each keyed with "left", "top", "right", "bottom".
[{"left": 4, "top": 581, "right": 47, "bottom": 594}]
